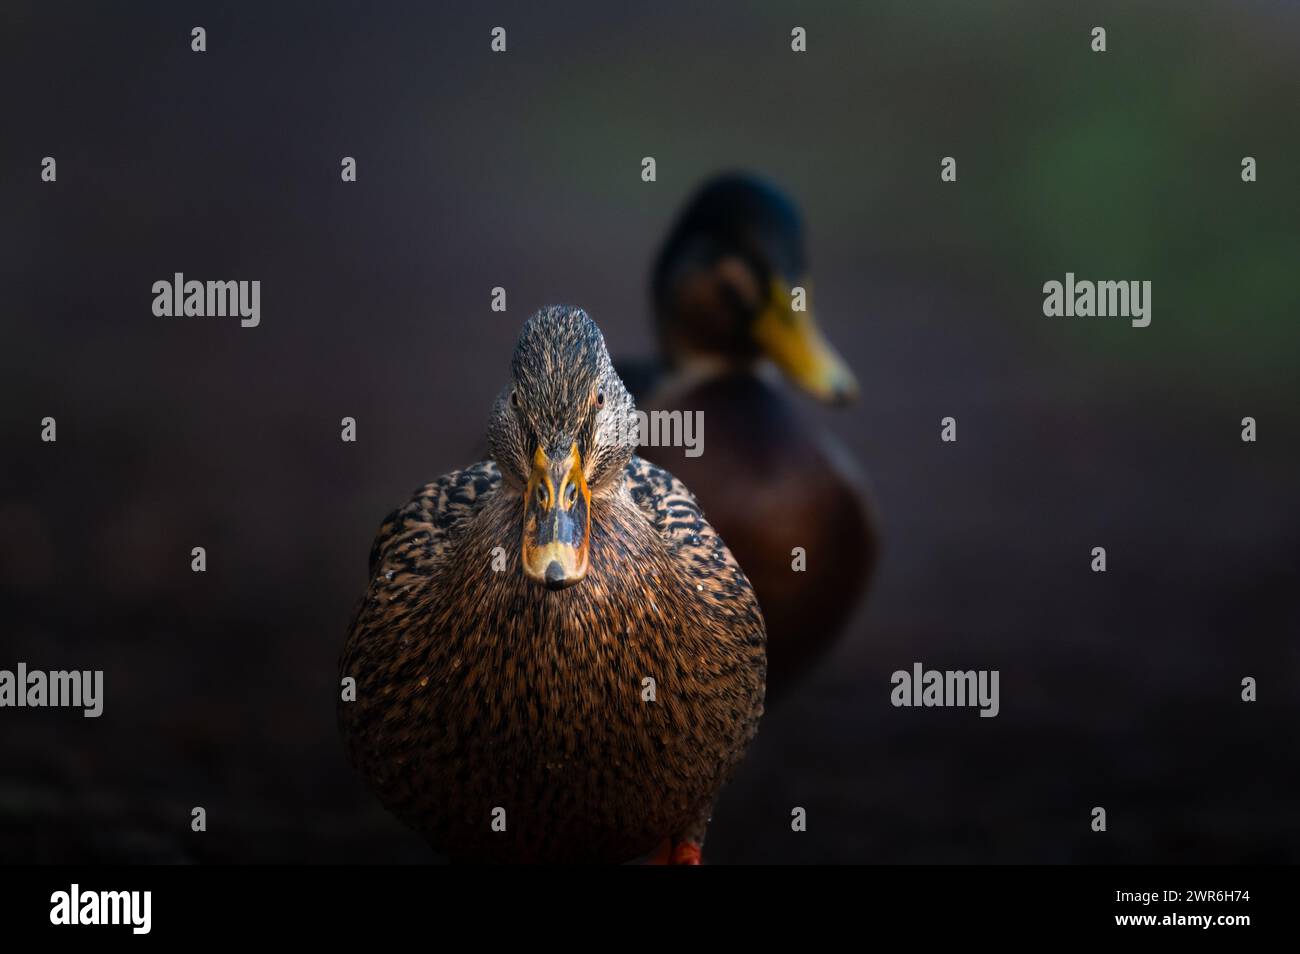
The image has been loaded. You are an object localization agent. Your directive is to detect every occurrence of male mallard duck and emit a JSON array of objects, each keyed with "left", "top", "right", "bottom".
[
  {"left": 340, "top": 306, "right": 765, "bottom": 864},
  {"left": 620, "top": 173, "right": 877, "bottom": 700}
]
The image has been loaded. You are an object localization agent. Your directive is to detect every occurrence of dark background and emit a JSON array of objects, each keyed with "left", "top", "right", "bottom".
[{"left": 2, "top": 0, "right": 1297, "bottom": 863}]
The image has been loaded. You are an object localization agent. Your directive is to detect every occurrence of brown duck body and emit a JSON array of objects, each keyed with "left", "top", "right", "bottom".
[
  {"left": 631, "top": 173, "right": 879, "bottom": 701},
  {"left": 633, "top": 369, "right": 877, "bottom": 699},
  {"left": 340, "top": 456, "right": 765, "bottom": 864}
]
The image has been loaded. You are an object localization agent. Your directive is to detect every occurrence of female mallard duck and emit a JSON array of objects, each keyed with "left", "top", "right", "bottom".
[
  {"left": 339, "top": 306, "right": 765, "bottom": 864},
  {"left": 620, "top": 173, "right": 878, "bottom": 700}
]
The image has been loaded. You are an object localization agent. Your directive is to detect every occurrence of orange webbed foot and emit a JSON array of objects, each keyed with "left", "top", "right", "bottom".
[
  {"left": 644, "top": 838, "right": 704, "bottom": 865},
  {"left": 670, "top": 841, "right": 702, "bottom": 865}
]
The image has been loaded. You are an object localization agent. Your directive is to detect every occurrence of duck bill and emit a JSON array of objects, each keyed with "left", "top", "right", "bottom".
[
  {"left": 752, "top": 278, "right": 859, "bottom": 405},
  {"left": 522, "top": 444, "right": 591, "bottom": 591}
]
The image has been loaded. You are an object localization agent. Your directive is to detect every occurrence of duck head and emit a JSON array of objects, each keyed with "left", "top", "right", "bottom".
[
  {"left": 651, "top": 173, "right": 858, "bottom": 404},
  {"left": 487, "top": 306, "right": 636, "bottom": 591}
]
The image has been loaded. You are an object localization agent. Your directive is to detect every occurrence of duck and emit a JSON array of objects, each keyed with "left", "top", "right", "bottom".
[
  {"left": 339, "top": 306, "right": 766, "bottom": 864},
  {"left": 618, "top": 173, "right": 878, "bottom": 701}
]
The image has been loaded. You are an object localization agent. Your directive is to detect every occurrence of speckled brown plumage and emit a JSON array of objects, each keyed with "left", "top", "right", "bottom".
[{"left": 339, "top": 307, "right": 765, "bottom": 864}]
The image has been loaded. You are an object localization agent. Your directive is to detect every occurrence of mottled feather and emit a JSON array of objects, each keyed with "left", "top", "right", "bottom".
[{"left": 341, "top": 307, "right": 765, "bottom": 863}]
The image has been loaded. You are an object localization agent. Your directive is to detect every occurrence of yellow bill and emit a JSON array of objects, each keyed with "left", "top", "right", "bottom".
[
  {"left": 522, "top": 444, "right": 590, "bottom": 590},
  {"left": 752, "top": 278, "right": 859, "bottom": 405}
]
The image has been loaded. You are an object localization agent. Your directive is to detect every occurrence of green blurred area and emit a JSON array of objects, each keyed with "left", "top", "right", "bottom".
[{"left": 502, "top": 0, "right": 1298, "bottom": 389}]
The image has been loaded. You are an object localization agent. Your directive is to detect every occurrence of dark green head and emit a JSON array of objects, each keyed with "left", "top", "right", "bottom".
[{"left": 651, "top": 173, "right": 857, "bottom": 404}]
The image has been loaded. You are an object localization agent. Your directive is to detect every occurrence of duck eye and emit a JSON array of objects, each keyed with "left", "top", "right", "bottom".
[
  {"left": 511, "top": 390, "right": 520, "bottom": 409},
  {"left": 596, "top": 389, "right": 605, "bottom": 409},
  {"left": 566, "top": 482, "right": 578, "bottom": 505},
  {"left": 535, "top": 484, "right": 547, "bottom": 506}
]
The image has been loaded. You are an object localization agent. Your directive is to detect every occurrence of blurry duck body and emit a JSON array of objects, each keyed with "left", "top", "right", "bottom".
[
  {"left": 621, "top": 174, "right": 877, "bottom": 700},
  {"left": 340, "top": 307, "right": 765, "bottom": 864}
]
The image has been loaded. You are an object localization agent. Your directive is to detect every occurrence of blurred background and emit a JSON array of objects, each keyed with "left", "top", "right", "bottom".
[{"left": 2, "top": 0, "right": 1297, "bottom": 863}]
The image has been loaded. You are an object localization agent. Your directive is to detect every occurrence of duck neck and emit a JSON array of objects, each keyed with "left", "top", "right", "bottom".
[{"left": 653, "top": 345, "right": 763, "bottom": 407}]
